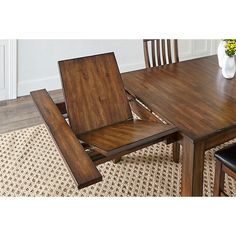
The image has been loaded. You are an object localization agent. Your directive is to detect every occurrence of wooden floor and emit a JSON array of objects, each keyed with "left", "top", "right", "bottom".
[{"left": 0, "top": 89, "right": 64, "bottom": 134}]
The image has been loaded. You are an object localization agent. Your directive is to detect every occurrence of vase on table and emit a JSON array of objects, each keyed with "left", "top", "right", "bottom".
[
  {"left": 217, "top": 40, "right": 226, "bottom": 68},
  {"left": 222, "top": 55, "right": 236, "bottom": 79}
]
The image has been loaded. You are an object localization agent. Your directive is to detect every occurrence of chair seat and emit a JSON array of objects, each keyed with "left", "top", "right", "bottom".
[
  {"left": 215, "top": 143, "right": 236, "bottom": 173},
  {"left": 78, "top": 119, "right": 177, "bottom": 156}
]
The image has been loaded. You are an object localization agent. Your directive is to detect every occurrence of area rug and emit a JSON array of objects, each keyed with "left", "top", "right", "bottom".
[{"left": 0, "top": 124, "right": 236, "bottom": 197}]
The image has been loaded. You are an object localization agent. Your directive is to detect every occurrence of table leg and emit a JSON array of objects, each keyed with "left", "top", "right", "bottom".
[
  {"left": 181, "top": 136, "right": 205, "bottom": 196},
  {"left": 172, "top": 142, "right": 180, "bottom": 163}
]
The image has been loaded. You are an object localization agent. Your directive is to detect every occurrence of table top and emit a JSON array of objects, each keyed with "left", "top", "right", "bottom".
[{"left": 122, "top": 55, "right": 236, "bottom": 141}]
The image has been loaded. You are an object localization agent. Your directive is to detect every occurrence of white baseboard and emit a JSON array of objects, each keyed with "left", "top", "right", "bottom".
[
  {"left": 119, "top": 62, "right": 144, "bottom": 73},
  {"left": 17, "top": 62, "right": 144, "bottom": 96},
  {"left": 18, "top": 75, "right": 62, "bottom": 96}
]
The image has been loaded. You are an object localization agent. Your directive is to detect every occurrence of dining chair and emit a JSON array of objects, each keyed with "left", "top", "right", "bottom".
[
  {"left": 31, "top": 52, "right": 178, "bottom": 189},
  {"left": 213, "top": 143, "right": 236, "bottom": 196},
  {"left": 140, "top": 39, "right": 180, "bottom": 162},
  {"left": 143, "top": 39, "right": 179, "bottom": 68}
]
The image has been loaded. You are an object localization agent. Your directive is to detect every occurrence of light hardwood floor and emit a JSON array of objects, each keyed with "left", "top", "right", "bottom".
[{"left": 0, "top": 89, "right": 64, "bottom": 134}]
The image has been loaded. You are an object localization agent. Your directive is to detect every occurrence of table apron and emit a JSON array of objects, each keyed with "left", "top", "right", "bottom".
[{"left": 204, "top": 127, "right": 236, "bottom": 150}]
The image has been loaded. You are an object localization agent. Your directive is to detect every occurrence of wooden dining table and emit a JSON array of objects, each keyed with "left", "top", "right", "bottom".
[{"left": 121, "top": 55, "right": 236, "bottom": 196}]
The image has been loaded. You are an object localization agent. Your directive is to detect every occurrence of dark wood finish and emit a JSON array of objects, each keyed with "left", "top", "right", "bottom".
[
  {"left": 52, "top": 52, "right": 178, "bottom": 188},
  {"left": 222, "top": 164, "right": 236, "bottom": 180},
  {"left": 161, "top": 39, "right": 166, "bottom": 65},
  {"left": 58, "top": 53, "right": 132, "bottom": 136},
  {"left": 220, "top": 191, "right": 228, "bottom": 196},
  {"left": 172, "top": 141, "right": 180, "bottom": 163},
  {"left": 113, "top": 91, "right": 166, "bottom": 164},
  {"left": 143, "top": 39, "right": 179, "bottom": 68},
  {"left": 79, "top": 120, "right": 177, "bottom": 156},
  {"left": 0, "top": 87, "right": 178, "bottom": 178},
  {"left": 55, "top": 94, "right": 169, "bottom": 164},
  {"left": 127, "top": 91, "right": 180, "bottom": 163},
  {"left": 92, "top": 132, "right": 178, "bottom": 166},
  {"left": 123, "top": 56, "right": 236, "bottom": 141},
  {"left": 213, "top": 161, "right": 236, "bottom": 196},
  {"left": 143, "top": 40, "right": 151, "bottom": 68},
  {"left": 122, "top": 55, "right": 236, "bottom": 196},
  {"left": 30, "top": 89, "right": 102, "bottom": 189},
  {"left": 126, "top": 92, "right": 162, "bottom": 123},
  {"left": 213, "top": 159, "right": 225, "bottom": 196},
  {"left": 56, "top": 101, "right": 67, "bottom": 118},
  {"left": 205, "top": 125, "right": 236, "bottom": 150},
  {"left": 174, "top": 40, "right": 179, "bottom": 62},
  {"left": 143, "top": 39, "right": 180, "bottom": 163},
  {"left": 167, "top": 40, "right": 172, "bottom": 64},
  {"left": 181, "top": 136, "right": 205, "bottom": 196}
]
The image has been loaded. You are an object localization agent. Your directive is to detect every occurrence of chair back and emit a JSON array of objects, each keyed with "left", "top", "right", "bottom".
[
  {"left": 143, "top": 39, "right": 179, "bottom": 68},
  {"left": 58, "top": 52, "right": 132, "bottom": 135}
]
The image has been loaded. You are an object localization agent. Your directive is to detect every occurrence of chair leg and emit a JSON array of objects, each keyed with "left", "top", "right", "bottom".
[
  {"left": 213, "top": 159, "right": 225, "bottom": 196},
  {"left": 113, "top": 156, "right": 122, "bottom": 164},
  {"left": 172, "top": 142, "right": 180, "bottom": 163}
]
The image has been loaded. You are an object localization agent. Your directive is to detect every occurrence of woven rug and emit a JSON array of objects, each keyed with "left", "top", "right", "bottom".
[{"left": 0, "top": 124, "right": 236, "bottom": 197}]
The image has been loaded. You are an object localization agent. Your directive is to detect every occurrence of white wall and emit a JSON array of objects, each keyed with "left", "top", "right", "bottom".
[{"left": 17, "top": 39, "right": 220, "bottom": 96}]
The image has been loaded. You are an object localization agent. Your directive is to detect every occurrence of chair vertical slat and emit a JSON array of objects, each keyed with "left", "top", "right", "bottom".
[
  {"left": 156, "top": 40, "right": 161, "bottom": 66},
  {"left": 174, "top": 39, "right": 179, "bottom": 63},
  {"left": 143, "top": 40, "right": 151, "bottom": 68},
  {"left": 167, "top": 39, "right": 172, "bottom": 64},
  {"left": 151, "top": 40, "right": 156, "bottom": 67},
  {"left": 143, "top": 39, "right": 179, "bottom": 67},
  {"left": 161, "top": 39, "right": 166, "bottom": 65}
]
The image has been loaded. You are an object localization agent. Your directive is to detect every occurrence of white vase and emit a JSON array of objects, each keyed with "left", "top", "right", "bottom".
[
  {"left": 222, "top": 55, "right": 236, "bottom": 79},
  {"left": 217, "top": 41, "right": 226, "bottom": 68}
]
